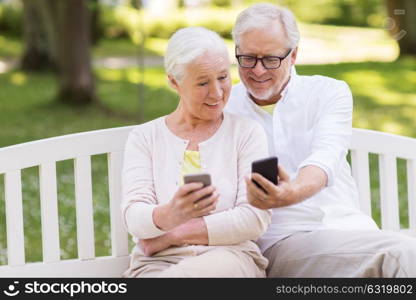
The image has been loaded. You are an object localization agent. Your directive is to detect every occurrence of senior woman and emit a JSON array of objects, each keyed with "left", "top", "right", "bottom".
[{"left": 121, "top": 27, "right": 271, "bottom": 277}]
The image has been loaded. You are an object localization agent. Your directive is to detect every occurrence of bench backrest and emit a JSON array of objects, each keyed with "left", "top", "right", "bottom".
[
  {"left": 350, "top": 129, "right": 416, "bottom": 235},
  {"left": 0, "top": 127, "right": 415, "bottom": 277},
  {"left": 0, "top": 126, "right": 135, "bottom": 277}
]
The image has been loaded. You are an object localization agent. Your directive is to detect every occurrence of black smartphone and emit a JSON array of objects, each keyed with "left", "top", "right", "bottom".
[
  {"left": 251, "top": 156, "right": 278, "bottom": 193},
  {"left": 183, "top": 173, "right": 212, "bottom": 201}
]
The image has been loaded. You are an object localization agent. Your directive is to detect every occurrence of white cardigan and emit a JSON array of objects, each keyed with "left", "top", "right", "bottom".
[{"left": 121, "top": 112, "right": 271, "bottom": 255}]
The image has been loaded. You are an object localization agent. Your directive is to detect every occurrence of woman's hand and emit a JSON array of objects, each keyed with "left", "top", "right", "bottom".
[
  {"left": 153, "top": 183, "right": 219, "bottom": 230},
  {"left": 139, "top": 232, "right": 176, "bottom": 257},
  {"left": 139, "top": 217, "right": 209, "bottom": 256}
]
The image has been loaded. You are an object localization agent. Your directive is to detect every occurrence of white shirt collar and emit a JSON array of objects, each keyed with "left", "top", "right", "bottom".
[{"left": 278, "top": 65, "right": 298, "bottom": 103}]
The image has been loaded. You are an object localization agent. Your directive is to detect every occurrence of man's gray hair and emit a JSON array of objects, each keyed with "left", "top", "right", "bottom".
[
  {"left": 164, "top": 27, "right": 229, "bottom": 82},
  {"left": 232, "top": 3, "right": 300, "bottom": 49}
]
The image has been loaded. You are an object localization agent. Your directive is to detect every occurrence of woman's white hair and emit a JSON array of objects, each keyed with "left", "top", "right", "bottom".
[
  {"left": 164, "top": 27, "right": 229, "bottom": 81},
  {"left": 232, "top": 3, "right": 300, "bottom": 49}
]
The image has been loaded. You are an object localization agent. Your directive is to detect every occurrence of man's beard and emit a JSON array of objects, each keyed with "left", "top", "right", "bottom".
[
  {"left": 247, "top": 74, "right": 291, "bottom": 102},
  {"left": 247, "top": 86, "right": 277, "bottom": 102}
]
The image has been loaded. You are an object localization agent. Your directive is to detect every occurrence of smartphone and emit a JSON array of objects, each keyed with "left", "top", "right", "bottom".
[
  {"left": 183, "top": 173, "right": 212, "bottom": 201},
  {"left": 251, "top": 156, "right": 278, "bottom": 193},
  {"left": 183, "top": 173, "right": 211, "bottom": 187}
]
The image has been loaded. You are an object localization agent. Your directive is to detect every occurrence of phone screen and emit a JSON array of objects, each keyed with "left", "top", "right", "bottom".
[{"left": 251, "top": 156, "right": 278, "bottom": 193}]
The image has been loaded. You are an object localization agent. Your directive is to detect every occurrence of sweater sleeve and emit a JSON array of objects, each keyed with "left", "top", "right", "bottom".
[
  {"left": 121, "top": 127, "right": 166, "bottom": 239},
  {"left": 203, "top": 122, "right": 272, "bottom": 245},
  {"left": 297, "top": 80, "right": 353, "bottom": 186}
]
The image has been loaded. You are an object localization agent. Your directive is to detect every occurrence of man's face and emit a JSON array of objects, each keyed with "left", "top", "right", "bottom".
[{"left": 236, "top": 21, "right": 297, "bottom": 102}]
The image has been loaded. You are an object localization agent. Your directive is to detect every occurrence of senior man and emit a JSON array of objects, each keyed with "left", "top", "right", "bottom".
[
  {"left": 225, "top": 3, "right": 416, "bottom": 277},
  {"left": 136, "top": 3, "right": 416, "bottom": 277}
]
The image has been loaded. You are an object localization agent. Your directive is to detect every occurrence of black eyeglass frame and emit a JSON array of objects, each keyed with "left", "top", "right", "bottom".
[{"left": 235, "top": 47, "right": 292, "bottom": 69}]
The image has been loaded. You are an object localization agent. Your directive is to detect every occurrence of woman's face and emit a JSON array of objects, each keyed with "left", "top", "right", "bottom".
[{"left": 171, "top": 52, "right": 231, "bottom": 121}]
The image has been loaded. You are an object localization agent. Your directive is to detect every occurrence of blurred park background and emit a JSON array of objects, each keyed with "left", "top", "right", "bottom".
[{"left": 0, "top": 0, "right": 415, "bottom": 264}]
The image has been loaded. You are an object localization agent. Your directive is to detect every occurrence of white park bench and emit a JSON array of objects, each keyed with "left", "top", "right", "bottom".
[{"left": 0, "top": 127, "right": 415, "bottom": 277}]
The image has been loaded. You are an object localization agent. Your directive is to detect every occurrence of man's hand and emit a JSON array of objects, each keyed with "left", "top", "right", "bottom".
[
  {"left": 245, "top": 165, "right": 327, "bottom": 209},
  {"left": 245, "top": 165, "right": 298, "bottom": 209}
]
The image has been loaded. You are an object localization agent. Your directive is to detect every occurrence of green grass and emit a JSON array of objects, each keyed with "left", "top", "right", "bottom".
[
  {"left": 0, "top": 36, "right": 156, "bottom": 60},
  {"left": 0, "top": 68, "right": 178, "bottom": 146},
  {"left": 1, "top": 57, "right": 415, "bottom": 264},
  {"left": 93, "top": 37, "right": 162, "bottom": 57},
  {"left": 0, "top": 34, "right": 22, "bottom": 59}
]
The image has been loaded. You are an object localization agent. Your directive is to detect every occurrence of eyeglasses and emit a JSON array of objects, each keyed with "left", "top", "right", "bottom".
[{"left": 235, "top": 48, "right": 292, "bottom": 69}]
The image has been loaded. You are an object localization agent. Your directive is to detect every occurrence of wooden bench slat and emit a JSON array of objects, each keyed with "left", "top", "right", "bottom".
[
  {"left": 350, "top": 149, "right": 372, "bottom": 216},
  {"left": 0, "top": 126, "right": 134, "bottom": 174},
  {"left": 39, "top": 162, "right": 61, "bottom": 262},
  {"left": 378, "top": 154, "right": 400, "bottom": 231},
  {"left": 4, "top": 170, "right": 25, "bottom": 266},
  {"left": 351, "top": 128, "right": 416, "bottom": 160},
  {"left": 74, "top": 156, "right": 95, "bottom": 260},
  {"left": 407, "top": 159, "right": 416, "bottom": 230},
  {"left": 108, "top": 151, "right": 129, "bottom": 257},
  {"left": 0, "top": 255, "right": 130, "bottom": 277}
]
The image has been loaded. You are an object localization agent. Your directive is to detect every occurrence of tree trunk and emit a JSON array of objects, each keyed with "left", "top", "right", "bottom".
[
  {"left": 386, "top": 0, "right": 416, "bottom": 56},
  {"left": 89, "top": 0, "right": 102, "bottom": 46},
  {"left": 45, "top": 0, "right": 97, "bottom": 104},
  {"left": 20, "top": 0, "right": 55, "bottom": 71},
  {"left": 20, "top": 0, "right": 98, "bottom": 104}
]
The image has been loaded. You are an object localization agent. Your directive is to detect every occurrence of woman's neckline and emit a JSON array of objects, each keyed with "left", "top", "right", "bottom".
[{"left": 161, "top": 113, "right": 227, "bottom": 146}]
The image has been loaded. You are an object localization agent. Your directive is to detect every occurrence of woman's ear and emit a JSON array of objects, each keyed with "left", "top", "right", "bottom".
[{"left": 168, "top": 75, "right": 179, "bottom": 91}]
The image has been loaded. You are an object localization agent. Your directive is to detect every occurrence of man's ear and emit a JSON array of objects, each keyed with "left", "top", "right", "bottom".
[
  {"left": 168, "top": 75, "right": 179, "bottom": 90},
  {"left": 290, "top": 47, "right": 298, "bottom": 65}
]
